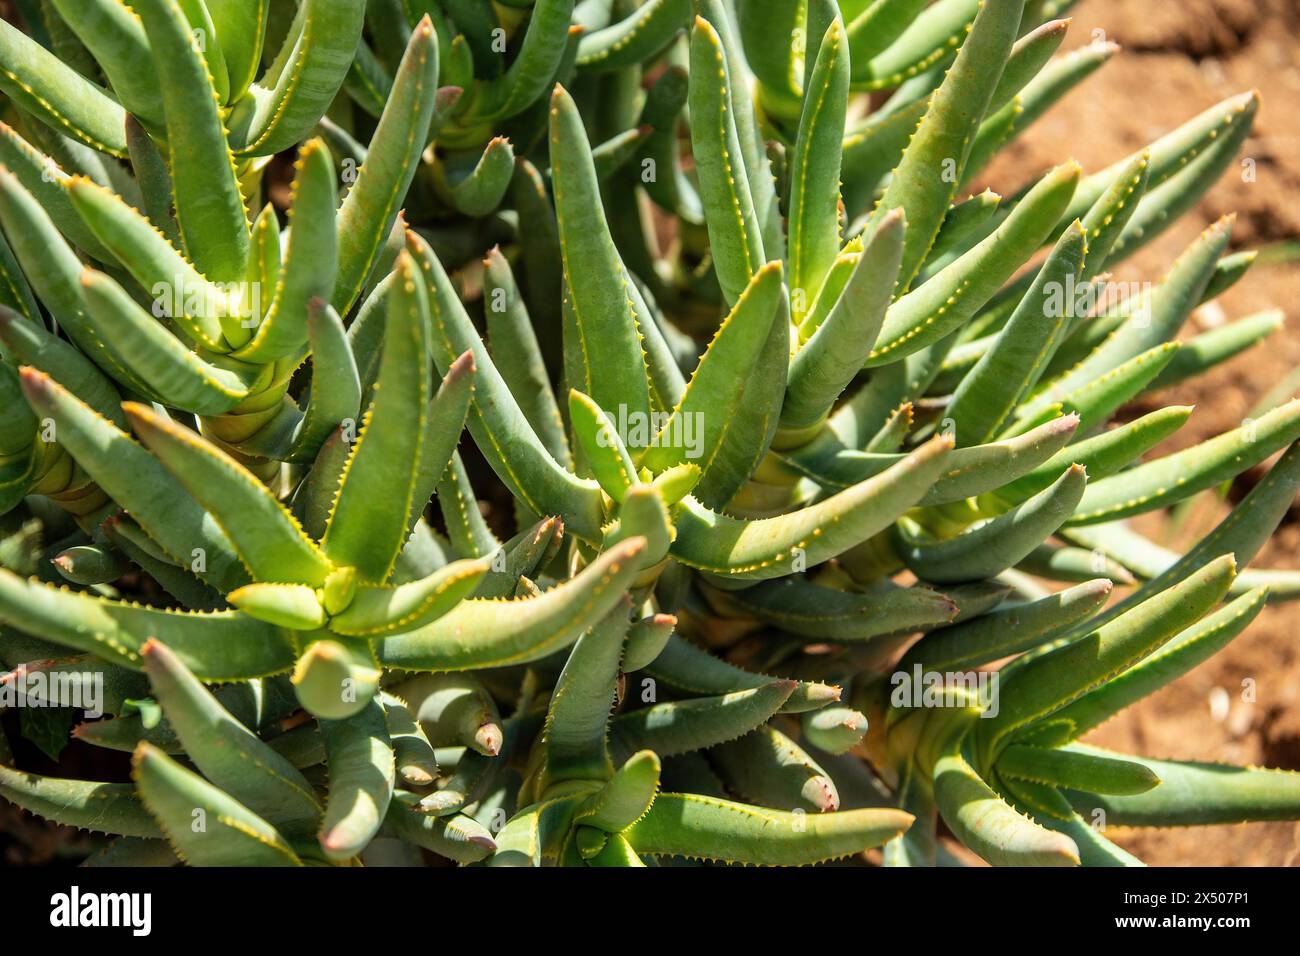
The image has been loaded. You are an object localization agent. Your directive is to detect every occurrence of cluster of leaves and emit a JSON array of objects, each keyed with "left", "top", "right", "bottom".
[{"left": 0, "top": 0, "right": 1297, "bottom": 867}]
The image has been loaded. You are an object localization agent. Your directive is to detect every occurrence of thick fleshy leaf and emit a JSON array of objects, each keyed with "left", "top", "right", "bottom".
[
  {"left": 976, "top": 554, "right": 1236, "bottom": 762},
  {"left": 711, "top": 725, "right": 840, "bottom": 812},
  {"left": 551, "top": 85, "right": 653, "bottom": 430},
  {"left": 0, "top": 17, "right": 127, "bottom": 156},
  {"left": 783, "top": 211, "right": 904, "bottom": 430},
  {"left": 900, "top": 579, "right": 1112, "bottom": 673},
  {"left": 318, "top": 698, "right": 394, "bottom": 861},
  {"left": 1040, "top": 589, "right": 1267, "bottom": 741},
  {"left": 687, "top": 15, "right": 766, "bottom": 305},
  {"left": 898, "top": 464, "right": 1086, "bottom": 584},
  {"left": 0, "top": 569, "right": 296, "bottom": 679},
  {"left": 141, "top": 639, "right": 321, "bottom": 842},
  {"left": 706, "top": 577, "right": 957, "bottom": 643},
  {"left": 1065, "top": 748, "right": 1300, "bottom": 827},
  {"left": 0, "top": 763, "right": 160, "bottom": 837},
  {"left": 867, "top": 162, "right": 1079, "bottom": 365},
  {"left": 229, "top": 0, "right": 366, "bottom": 157},
  {"left": 946, "top": 221, "right": 1088, "bottom": 445},
  {"left": 542, "top": 601, "right": 631, "bottom": 788},
  {"left": 627, "top": 793, "right": 912, "bottom": 865},
  {"left": 575, "top": 750, "right": 661, "bottom": 832},
  {"left": 124, "top": 403, "right": 332, "bottom": 587},
  {"left": 323, "top": 254, "right": 454, "bottom": 582},
  {"left": 379, "top": 538, "right": 646, "bottom": 671},
  {"left": 48, "top": 0, "right": 165, "bottom": 126},
  {"left": 131, "top": 0, "right": 249, "bottom": 286},
  {"left": 330, "top": 558, "right": 487, "bottom": 637},
  {"left": 672, "top": 435, "right": 952, "bottom": 581},
  {"left": 1068, "top": 398, "right": 1300, "bottom": 525},
  {"left": 611, "top": 684, "right": 796, "bottom": 760},
  {"left": 787, "top": 16, "right": 850, "bottom": 324},
  {"left": 639, "top": 261, "right": 784, "bottom": 474},
  {"left": 867, "top": 0, "right": 1024, "bottom": 289},
  {"left": 233, "top": 139, "right": 338, "bottom": 363},
  {"left": 333, "top": 16, "right": 439, "bottom": 314},
  {"left": 411, "top": 232, "right": 604, "bottom": 540},
  {"left": 932, "top": 743, "right": 1079, "bottom": 867},
  {"left": 644, "top": 634, "right": 839, "bottom": 714},
  {"left": 133, "top": 743, "right": 301, "bottom": 866},
  {"left": 999, "top": 744, "right": 1160, "bottom": 795}
]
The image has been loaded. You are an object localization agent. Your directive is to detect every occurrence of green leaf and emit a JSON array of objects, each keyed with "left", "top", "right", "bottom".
[
  {"left": 1064, "top": 748, "right": 1300, "bottom": 827},
  {"left": 568, "top": 389, "right": 638, "bottom": 502},
  {"left": 330, "top": 557, "right": 489, "bottom": 637},
  {"left": 900, "top": 578, "right": 1112, "bottom": 672},
  {"left": 333, "top": 14, "right": 438, "bottom": 314},
  {"left": 787, "top": 16, "right": 850, "bottom": 324},
  {"left": 627, "top": 793, "right": 912, "bottom": 865},
  {"left": 318, "top": 697, "right": 394, "bottom": 861},
  {"left": 0, "top": 122, "right": 115, "bottom": 263},
  {"left": 77, "top": 269, "right": 256, "bottom": 414},
  {"left": 1068, "top": 398, "right": 1300, "bottom": 525},
  {"left": 946, "top": 221, "right": 1089, "bottom": 445},
  {"left": 782, "top": 211, "right": 904, "bottom": 430},
  {"left": 0, "top": 569, "right": 296, "bottom": 679},
  {"left": 0, "top": 763, "right": 160, "bottom": 837},
  {"left": 710, "top": 724, "right": 839, "bottom": 812},
  {"left": 639, "top": 261, "right": 785, "bottom": 475},
  {"left": 551, "top": 85, "right": 653, "bottom": 430},
  {"left": 48, "top": 0, "right": 165, "bottom": 126},
  {"left": 379, "top": 537, "right": 647, "bottom": 671},
  {"left": 131, "top": 0, "right": 249, "bottom": 286},
  {"left": 932, "top": 742, "right": 1079, "bottom": 866},
  {"left": 999, "top": 744, "right": 1160, "bottom": 795},
  {"left": 705, "top": 578, "right": 957, "bottom": 643},
  {"left": 382, "top": 797, "right": 496, "bottom": 862},
  {"left": 542, "top": 600, "right": 631, "bottom": 789},
  {"left": 576, "top": 0, "right": 690, "bottom": 74},
  {"left": 412, "top": 232, "right": 604, "bottom": 541},
  {"left": 868, "top": 0, "right": 1024, "bottom": 289},
  {"left": 1042, "top": 588, "right": 1267, "bottom": 741},
  {"left": 141, "top": 639, "right": 321, "bottom": 842},
  {"left": 234, "top": 139, "right": 338, "bottom": 363},
  {"left": 867, "top": 162, "right": 1079, "bottom": 365},
  {"left": 483, "top": 247, "right": 571, "bottom": 468},
  {"left": 575, "top": 750, "right": 661, "bottom": 832},
  {"left": 671, "top": 435, "right": 952, "bottom": 581},
  {"left": 288, "top": 300, "right": 362, "bottom": 461},
  {"left": 124, "top": 402, "right": 333, "bottom": 587},
  {"left": 324, "top": 254, "right": 457, "bottom": 582},
  {"left": 976, "top": 553, "right": 1236, "bottom": 762},
  {"left": 230, "top": 0, "right": 367, "bottom": 157},
  {"left": 687, "top": 15, "right": 766, "bottom": 305},
  {"left": 0, "top": 17, "right": 127, "bottom": 156},
  {"left": 206, "top": 0, "right": 270, "bottom": 101},
  {"left": 18, "top": 706, "right": 77, "bottom": 760},
  {"left": 898, "top": 463, "right": 1087, "bottom": 584},
  {"left": 443, "top": 136, "right": 515, "bottom": 216},
  {"left": 16, "top": 370, "right": 248, "bottom": 590},
  {"left": 1027, "top": 216, "right": 1233, "bottom": 415},
  {"left": 611, "top": 684, "right": 796, "bottom": 760},
  {"left": 133, "top": 742, "right": 301, "bottom": 866}
]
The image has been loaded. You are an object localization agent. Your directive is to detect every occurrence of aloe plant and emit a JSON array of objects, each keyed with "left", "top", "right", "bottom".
[{"left": 0, "top": 0, "right": 1296, "bottom": 868}]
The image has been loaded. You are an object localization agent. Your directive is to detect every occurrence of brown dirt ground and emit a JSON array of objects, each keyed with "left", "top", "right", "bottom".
[{"left": 974, "top": 0, "right": 1300, "bottom": 866}]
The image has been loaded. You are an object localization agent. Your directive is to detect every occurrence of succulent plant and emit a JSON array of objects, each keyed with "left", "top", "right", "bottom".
[{"left": 0, "top": 0, "right": 1297, "bottom": 868}]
